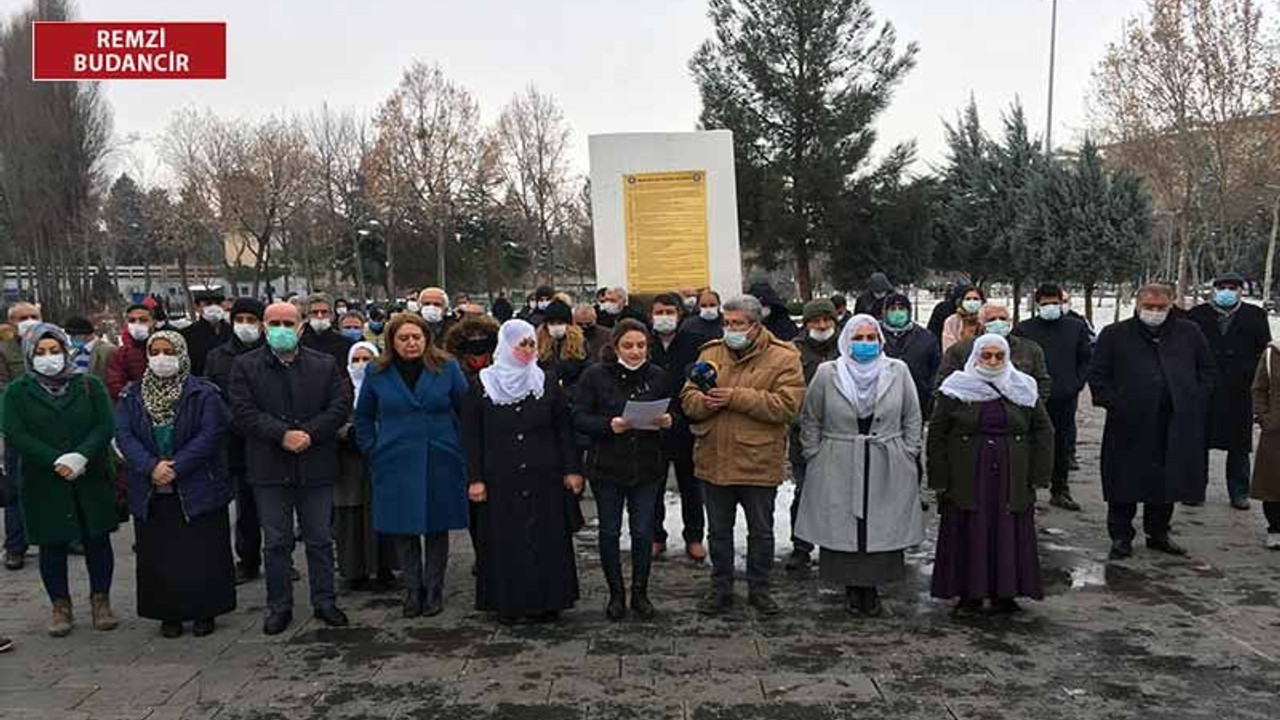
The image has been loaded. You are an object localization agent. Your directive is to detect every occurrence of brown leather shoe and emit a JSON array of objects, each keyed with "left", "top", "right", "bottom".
[
  {"left": 90, "top": 593, "right": 119, "bottom": 631},
  {"left": 48, "top": 600, "right": 73, "bottom": 637}
]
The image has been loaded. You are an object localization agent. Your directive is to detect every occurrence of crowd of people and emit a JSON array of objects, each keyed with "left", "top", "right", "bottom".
[{"left": 0, "top": 271, "right": 1275, "bottom": 655}]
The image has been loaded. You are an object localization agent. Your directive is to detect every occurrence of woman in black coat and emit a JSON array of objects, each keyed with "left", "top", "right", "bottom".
[
  {"left": 463, "top": 319, "right": 584, "bottom": 624},
  {"left": 574, "top": 319, "right": 672, "bottom": 621}
]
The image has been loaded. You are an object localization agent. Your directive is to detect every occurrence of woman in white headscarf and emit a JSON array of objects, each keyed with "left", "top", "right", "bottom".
[
  {"left": 928, "top": 334, "right": 1053, "bottom": 614},
  {"left": 795, "top": 314, "right": 924, "bottom": 617},
  {"left": 462, "top": 320, "right": 584, "bottom": 625},
  {"left": 334, "top": 341, "right": 395, "bottom": 593}
]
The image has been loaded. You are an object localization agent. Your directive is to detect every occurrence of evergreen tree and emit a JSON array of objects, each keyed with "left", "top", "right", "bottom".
[{"left": 691, "top": 0, "right": 917, "bottom": 300}]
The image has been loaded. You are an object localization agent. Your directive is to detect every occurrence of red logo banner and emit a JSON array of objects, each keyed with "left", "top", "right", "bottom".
[{"left": 32, "top": 22, "right": 227, "bottom": 81}]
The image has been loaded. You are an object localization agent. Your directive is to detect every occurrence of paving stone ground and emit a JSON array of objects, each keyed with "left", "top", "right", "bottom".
[{"left": 2, "top": 393, "right": 1278, "bottom": 719}]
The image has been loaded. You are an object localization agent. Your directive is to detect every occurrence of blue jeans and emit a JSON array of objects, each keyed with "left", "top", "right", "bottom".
[
  {"left": 39, "top": 534, "right": 114, "bottom": 602},
  {"left": 592, "top": 479, "right": 660, "bottom": 589},
  {"left": 3, "top": 446, "right": 26, "bottom": 556},
  {"left": 1226, "top": 450, "right": 1251, "bottom": 503},
  {"left": 253, "top": 483, "right": 336, "bottom": 614}
]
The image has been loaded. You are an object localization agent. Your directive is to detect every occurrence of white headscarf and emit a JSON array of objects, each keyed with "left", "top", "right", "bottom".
[
  {"left": 347, "top": 341, "right": 380, "bottom": 400},
  {"left": 835, "top": 314, "right": 886, "bottom": 419},
  {"left": 479, "top": 319, "right": 546, "bottom": 406},
  {"left": 938, "top": 334, "right": 1039, "bottom": 408}
]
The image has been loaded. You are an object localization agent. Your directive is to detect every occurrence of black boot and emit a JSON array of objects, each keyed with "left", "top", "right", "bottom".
[
  {"left": 630, "top": 584, "right": 656, "bottom": 620},
  {"left": 605, "top": 582, "right": 627, "bottom": 621},
  {"left": 843, "top": 587, "right": 860, "bottom": 616},
  {"left": 859, "top": 587, "right": 883, "bottom": 618},
  {"left": 402, "top": 589, "right": 424, "bottom": 619}
]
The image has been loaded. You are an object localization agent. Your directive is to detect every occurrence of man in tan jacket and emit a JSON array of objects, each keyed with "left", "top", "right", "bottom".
[{"left": 681, "top": 295, "right": 805, "bottom": 617}]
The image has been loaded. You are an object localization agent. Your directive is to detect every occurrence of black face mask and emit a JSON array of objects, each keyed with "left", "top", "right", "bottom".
[{"left": 460, "top": 337, "right": 497, "bottom": 356}]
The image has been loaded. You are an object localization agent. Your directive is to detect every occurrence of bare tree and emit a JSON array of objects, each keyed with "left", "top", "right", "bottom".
[
  {"left": 0, "top": 0, "right": 113, "bottom": 317},
  {"left": 374, "top": 62, "right": 481, "bottom": 292},
  {"left": 1092, "top": 0, "right": 1280, "bottom": 303},
  {"left": 493, "top": 85, "right": 575, "bottom": 284}
]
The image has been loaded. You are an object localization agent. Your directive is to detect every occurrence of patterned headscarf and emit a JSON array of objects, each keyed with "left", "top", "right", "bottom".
[
  {"left": 141, "top": 330, "right": 191, "bottom": 425},
  {"left": 22, "top": 323, "right": 77, "bottom": 396}
]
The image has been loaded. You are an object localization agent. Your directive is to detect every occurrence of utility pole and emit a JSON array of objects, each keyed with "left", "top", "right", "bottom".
[{"left": 1045, "top": 0, "right": 1059, "bottom": 157}]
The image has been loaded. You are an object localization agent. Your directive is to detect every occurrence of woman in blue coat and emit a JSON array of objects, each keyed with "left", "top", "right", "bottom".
[
  {"left": 115, "top": 331, "right": 235, "bottom": 638},
  {"left": 354, "top": 313, "right": 469, "bottom": 618}
]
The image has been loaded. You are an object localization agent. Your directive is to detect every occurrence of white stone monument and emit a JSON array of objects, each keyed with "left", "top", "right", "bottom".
[{"left": 588, "top": 131, "right": 742, "bottom": 298}]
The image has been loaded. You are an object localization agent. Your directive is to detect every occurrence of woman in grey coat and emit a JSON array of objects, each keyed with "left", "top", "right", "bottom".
[{"left": 795, "top": 314, "right": 924, "bottom": 617}]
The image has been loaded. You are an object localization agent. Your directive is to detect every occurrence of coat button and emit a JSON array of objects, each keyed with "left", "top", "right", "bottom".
[
  {"left": 515, "top": 406, "right": 522, "bottom": 413},
  {"left": 520, "top": 463, "right": 527, "bottom": 471},
  {"left": 516, "top": 433, "right": 524, "bottom": 442}
]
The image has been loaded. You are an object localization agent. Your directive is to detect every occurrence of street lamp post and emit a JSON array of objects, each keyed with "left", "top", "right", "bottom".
[{"left": 1045, "top": 0, "right": 1059, "bottom": 157}]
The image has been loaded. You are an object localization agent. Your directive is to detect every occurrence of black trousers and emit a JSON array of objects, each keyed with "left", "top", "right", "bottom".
[
  {"left": 394, "top": 533, "right": 449, "bottom": 608},
  {"left": 1046, "top": 397, "right": 1074, "bottom": 493},
  {"left": 653, "top": 444, "right": 705, "bottom": 545},
  {"left": 1263, "top": 502, "right": 1280, "bottom": 533},
  {"left": 232, "top": 472, "right": 261, "bottom": 571},
  {"left": 1107, "top": 502, "right": 1175, "bottom": 543},
  {"left": 703, "top": 483, "right": 776, "bottom": 594}
]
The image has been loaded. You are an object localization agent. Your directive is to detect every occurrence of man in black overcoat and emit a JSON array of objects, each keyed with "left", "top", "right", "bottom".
[
  {"left": 1089, "top": 284, "right": 1217, "bottom": 559},
  {"left": 1186, "top": 272, "right": 1272, "bottom": 510}
]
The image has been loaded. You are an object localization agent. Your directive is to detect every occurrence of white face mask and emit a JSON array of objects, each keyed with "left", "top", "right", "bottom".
[
  {"left": 148, "top": 354, "right": 181, "bottom": 378},
  {"left": 347, "top": 361, "right": 368, "bottom": 380},
  {"left": 233, "top": 323, "right": 261, "bottom": 344},
  {"left": 405, "top": 301, "right": 421, "bottom": 313},
  {"left": 618, "top": 357, "right": 645, "bottom": 372},
  {"left": 809, "top": 327, "right": 836, "bottom": 343},
  {"left": 700, "top": 307, "right": 720, "bottom": 322},
  {"left": 202, "top": 305, "right": 225, "bottom": 323},
  {"left": 547, "top": 323, "right": 568, "bottom": 339},
  {"left": 600, "top": 301, "right": 620, "bottom": 315},
  {"left": 1139, "top": 309, "right": 1169, "bottom": 328},
  {"left": 536, "top": 300, "right": 551, "bottom": 311},
  {"left": 168, "top": 317, "right": 192, "bottom": 330},
  {"left": 421, "top": 306, "right": 445, "bottom": 323},
  {"left": 309, "top": 317, "right": 332, "bottom": 333},
  {"left": 17, "top": 318, "right": 39, "bottom": 338},
  {"left": 761, "top": 306, "right": 773, "bottom": 318},
  {"left": 974, "top": 363, "right": 1005, "bottom": 380},
  {"left": 683, "top": 297, "right": 697, "bottom": 310},
  {"left": 33, "top": 353, "right": 65, "bottom": 377},
  {"left": 127, "top": 322, "right": 151, "bottom": 342},
  {"left": 653, "top": 315, "right": 678, "bottom": 334}
]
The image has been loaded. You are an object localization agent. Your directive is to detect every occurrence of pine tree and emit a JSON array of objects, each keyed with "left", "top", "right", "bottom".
[{"left": 691, "top": 0, "right": 917, "bottom": 300}]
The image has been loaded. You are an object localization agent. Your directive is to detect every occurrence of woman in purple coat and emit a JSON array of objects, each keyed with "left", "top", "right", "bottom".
[
  {"left": 115, "top": 331, "right": 235, "bottom": 638},
  {"left": 926, "top": 334, "right": 1053, "bottom": 614}
]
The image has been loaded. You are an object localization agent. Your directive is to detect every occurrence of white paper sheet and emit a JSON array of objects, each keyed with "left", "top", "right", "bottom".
[{"left": 621, "top": 399, "right": 671, "bottom": 431}]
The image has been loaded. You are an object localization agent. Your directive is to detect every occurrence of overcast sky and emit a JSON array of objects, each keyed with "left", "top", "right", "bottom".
[{"left": 5, "top": 0, "right": 1149, "bottom": 183}]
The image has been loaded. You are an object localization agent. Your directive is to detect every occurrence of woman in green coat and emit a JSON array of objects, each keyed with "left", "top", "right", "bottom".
[{"left": 1, "top": 323, "right": 119, "bottom": 637}]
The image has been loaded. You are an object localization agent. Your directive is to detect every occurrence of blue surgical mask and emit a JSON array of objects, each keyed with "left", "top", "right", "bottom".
[
  {"left": 984, "top": 320, "right": 1012, "bottom": 337},
  {"left": 369, "top": 321, "right": 384, "bottom": 334},
  {"left": 724, "top": 330, "right": 750, "bottom": 350},
  {"left": 341, "top": 328, "right": 363, "bottom": 341},
  {"left": 851, "top": 341, "right": 880, "bottom": 364},
  {"left": 1038, "top": 304, "right": 1063, "bottom": 322},
  {"left": 1214, "top": 288, "right": 1240, "bottom": 308}
]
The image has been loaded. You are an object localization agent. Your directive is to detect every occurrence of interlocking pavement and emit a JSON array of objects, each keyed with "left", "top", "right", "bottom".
[{"left": 1, "top": 395, "right": 1278, "bottom": 719}]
